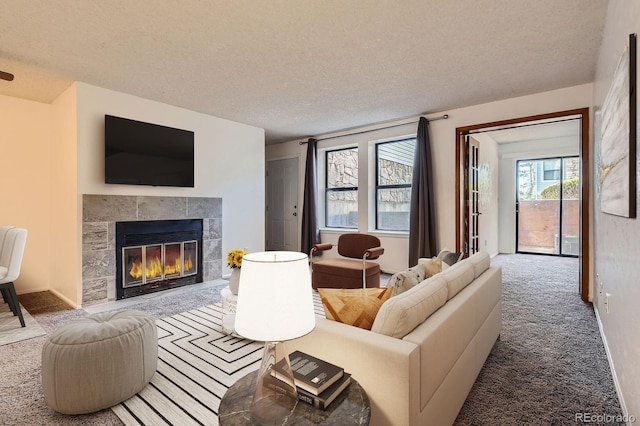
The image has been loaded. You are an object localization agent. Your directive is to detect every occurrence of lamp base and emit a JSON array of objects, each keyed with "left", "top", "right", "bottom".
[{"left": 250, "top": 341, "right": 298, "bottom": 425}]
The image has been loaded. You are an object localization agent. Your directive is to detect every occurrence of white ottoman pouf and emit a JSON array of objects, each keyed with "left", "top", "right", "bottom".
[{"left": 41, "top": 310, "right": 157, "bottom": 414}]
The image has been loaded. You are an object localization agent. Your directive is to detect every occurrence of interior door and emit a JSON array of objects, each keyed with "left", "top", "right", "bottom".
[
  {"left": 266, "top": 157, "right": 299, "bottom": 251},
  {"left": 467, "top": 137, "right": 481, "bottom": 255},
  {"left": 461, "top": 135, "right": 481, "bottom": 257}
]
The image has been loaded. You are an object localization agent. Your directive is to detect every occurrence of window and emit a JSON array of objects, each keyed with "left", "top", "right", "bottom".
[
  {"left": 325, "top": 147, "right": 358, "bottom": 228},
  {"left": 543, "top": 159, "right": 561, "bottom": 181},
  {"left": 376, "top": 138, "right": 416, "bottom": 231}
]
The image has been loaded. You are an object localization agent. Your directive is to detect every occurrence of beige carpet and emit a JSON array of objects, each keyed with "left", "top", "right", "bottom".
[{"left": 0, "top": 301, "right": 46, "bottom": 346}]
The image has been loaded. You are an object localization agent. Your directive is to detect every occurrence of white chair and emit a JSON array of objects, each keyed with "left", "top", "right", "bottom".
[
  {"left": 0, "top": 227, "right": 27, "bottom": 327},
  {"left": 0, "top": 226, "right": 16, "bottom": 305},
  {"left": 0, "top": 226, "right": 14, "bottom": 256}
]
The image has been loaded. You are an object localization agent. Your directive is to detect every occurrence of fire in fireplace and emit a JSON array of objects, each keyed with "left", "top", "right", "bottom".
[
  {"left": 116, "top": 219, "right": 203, "bottom": 300},
  {"left": 122, "top": 240, "right": 197, "bottom": 286}
]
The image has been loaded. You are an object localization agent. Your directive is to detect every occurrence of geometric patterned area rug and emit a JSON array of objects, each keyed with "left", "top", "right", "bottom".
[
  {"left": 0, "top": 302, "right": 46, "bottom": 346},
  {"left": 112, "top": 295, "right": 326, "bottom": 425}
]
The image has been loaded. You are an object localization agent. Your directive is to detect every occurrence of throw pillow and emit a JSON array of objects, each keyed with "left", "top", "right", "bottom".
[
  {"left": 419, "top": 257, "right": 443, "bottom": 279},
  {"left": 389, "top": 263, "right": 429, "bottom": 296},
  {"left": 437, "top": 249, "right": 463, "bottom": 270},
  {"left": 318, "top": 287, "right": 393, "bottom": 330}
]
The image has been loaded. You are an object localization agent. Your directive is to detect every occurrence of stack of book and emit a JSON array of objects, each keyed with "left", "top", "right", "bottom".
[{"left": 272, "top": 350, "right": 351, "bottom": 410}]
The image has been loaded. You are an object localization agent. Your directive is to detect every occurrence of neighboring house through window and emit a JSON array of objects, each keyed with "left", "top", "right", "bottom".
[
  {"left": 325, "top": 147, "right": 358, "bottom": 228},
  {"left": 375, "top": 138, "right": 416, "bottom": 231},
  {"left": 543, "top": 159, "right": 561, "bottom": 181}
]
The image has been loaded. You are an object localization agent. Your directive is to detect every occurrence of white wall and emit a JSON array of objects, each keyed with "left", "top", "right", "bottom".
[
  {"left": 592, "top": 0, "right": 640, "bottom": 418},
  {"left": 74, "top": 83, "right": 266, "bottom": 271},
  {"left": 267, "top": 84, "right": 593, "bottom": 273},
  {"left": 0, "top": 94, "right": 53, "bottom": 295},
  {"left": 497, "top": 135, "right": 580, "bottom": 254},
  {"left": 2, "top": 83, "right": 265, "bottom": 307}
]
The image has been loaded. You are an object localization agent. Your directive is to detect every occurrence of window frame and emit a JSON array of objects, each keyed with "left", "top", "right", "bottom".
[
  {"left": 374, "top": 137, "right": 416, "bottom": 232},
  {"left": 324, "top": 146, "right": 358, "bottom": 229}
]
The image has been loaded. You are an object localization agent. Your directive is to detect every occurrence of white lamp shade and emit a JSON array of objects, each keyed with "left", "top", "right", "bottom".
[{"left": 234, "top": 251, "right": 316, "bottom": 342}]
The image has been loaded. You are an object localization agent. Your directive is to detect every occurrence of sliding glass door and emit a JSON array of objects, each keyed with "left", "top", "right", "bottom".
[{"left": 516, "top": 156, "right": 579, "bottom": 256}]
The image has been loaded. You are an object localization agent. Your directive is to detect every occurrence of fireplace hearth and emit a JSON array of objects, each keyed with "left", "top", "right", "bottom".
[{"left": 116, "top": 219, "right": 203, "bottom": 300}]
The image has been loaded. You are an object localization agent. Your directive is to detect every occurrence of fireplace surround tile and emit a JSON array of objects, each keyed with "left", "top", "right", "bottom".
[
  {"left": 82, "top": 249, "right": 115, "bottom": 280},
  {"left": 108, "top": 222, "right": 116, "bottom": 250},
  {"left": 83, "top": 222, "right": 109, "bottom": 251},
  {"left": 207, "top": 218, "right": 222, "bottom": 239},
  {"left": 83, "top": 278, "right": 108, "bottom": 304},
  {"left": 138, "top": 196, "right": 187, "bottom": 220},
  {"left": 203, "top": 238, "right": 222, "bottom": 262},
  {"left": 187, "top": 197, "right": 222, "bottom": 219},
  {"left": 203, "top": 260, "right": 222, "bottom": 285},
  {"left": 83, "top": 195, "right": 138, "bottom": 222},
  {"left": 82, "top": 194, "right": 223, "bottom": 306}
]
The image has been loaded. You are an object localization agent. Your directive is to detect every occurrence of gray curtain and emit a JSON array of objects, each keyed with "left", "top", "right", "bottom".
[
  {"left": 409, "top": 117, "right": 436, "bottom": 266},
  {"left": 301, "top": 138, "right": 320, "bottom": 254}
]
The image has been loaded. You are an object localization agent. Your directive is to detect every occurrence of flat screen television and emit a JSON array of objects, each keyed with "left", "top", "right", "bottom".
[{"left": 105, "top": 115, "right": 195, "bottom": 187}]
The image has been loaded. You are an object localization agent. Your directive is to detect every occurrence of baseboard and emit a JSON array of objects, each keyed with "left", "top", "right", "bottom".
[
  {"left": 48, "top": 288, "right": 79, "bottom": 310},
  {"left": 594, "top": 305, "right": 629, "bottom": 422}
]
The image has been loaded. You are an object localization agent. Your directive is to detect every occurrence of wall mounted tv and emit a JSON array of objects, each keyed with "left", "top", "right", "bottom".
[{"left": 105, "top": 115, "right": 195, "bottom": 187}]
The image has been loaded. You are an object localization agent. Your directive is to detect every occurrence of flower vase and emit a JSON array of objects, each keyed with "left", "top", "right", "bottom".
[{"left": 229, "top": 268, "right": 241, "bottom": 295}]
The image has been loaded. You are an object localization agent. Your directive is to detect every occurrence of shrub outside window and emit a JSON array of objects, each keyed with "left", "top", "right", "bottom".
[
  {"left": 325, "top": 147, "right": 358, "bottom": 228},
  {"left": 376, "top": 138, "right": 416, "bottom": 231}
]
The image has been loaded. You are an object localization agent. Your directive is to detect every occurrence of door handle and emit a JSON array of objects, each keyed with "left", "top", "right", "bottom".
[{"left": 293, "top": 212, "right": 297, "bottom": 217}]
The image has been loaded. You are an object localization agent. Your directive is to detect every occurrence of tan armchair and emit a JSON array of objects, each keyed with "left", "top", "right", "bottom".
[{"left": 309, "top": 233, "right": 384, "bottom": 289}]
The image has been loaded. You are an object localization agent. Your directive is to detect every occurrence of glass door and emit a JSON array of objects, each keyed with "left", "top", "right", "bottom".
[
  {"left": 468, "top": 137, "right": 480, "bottom": 255},
  {"left": 516, "top": 156, "right": 579, "bottom": 256}
]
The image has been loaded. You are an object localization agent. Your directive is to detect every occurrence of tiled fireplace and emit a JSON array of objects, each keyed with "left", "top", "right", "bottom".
[{"left": 82, "top": 195, "right": 222, "bottom": 306}]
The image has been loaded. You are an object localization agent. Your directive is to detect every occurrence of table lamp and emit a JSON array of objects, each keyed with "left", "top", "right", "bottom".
[{"left": 234, "top": 251, "right": 316, "bottom": 425}]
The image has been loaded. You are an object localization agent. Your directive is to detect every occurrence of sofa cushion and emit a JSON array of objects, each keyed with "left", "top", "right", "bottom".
[
  {"left": 439, "top": 259, "right": 476, "bottom": 300},
  {"left": 318, "top": 287, "right": 392, "bottom": 330},
  {"left": 371, "top": 276, "right": 448, "bottom": 338},
  {"left": 466, "top": 251, "right": 491, "bottom": 278}
]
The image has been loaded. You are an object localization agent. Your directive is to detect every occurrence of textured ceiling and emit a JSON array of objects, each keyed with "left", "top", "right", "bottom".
[{"left": 0, "top": 1, "right": 608, "bottom": 144}]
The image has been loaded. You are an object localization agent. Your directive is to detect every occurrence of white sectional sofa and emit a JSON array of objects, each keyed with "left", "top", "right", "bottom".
[{"left": 288, "top": 251, "right": 502, "bottom": 426}]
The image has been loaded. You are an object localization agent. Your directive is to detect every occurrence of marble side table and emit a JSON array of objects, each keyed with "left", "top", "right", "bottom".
[{"left": 219, "top": 370, "right": 370, "bottom": 426}]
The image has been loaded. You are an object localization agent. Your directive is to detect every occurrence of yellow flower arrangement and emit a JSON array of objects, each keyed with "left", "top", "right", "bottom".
[{"left": 227, "top": 248, "right": 248, "bottom": 269}]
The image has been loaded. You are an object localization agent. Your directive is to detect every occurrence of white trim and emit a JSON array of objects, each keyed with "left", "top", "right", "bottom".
[
  {"left": 594, "top": 305, "right": 629, "bottom": 423},
  {"left": 49, "top": 288, "right": 80, "bottom": 310}
]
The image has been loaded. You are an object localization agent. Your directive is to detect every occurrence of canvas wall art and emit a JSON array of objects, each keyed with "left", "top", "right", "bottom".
[{"left": 599, "top": 33, "right": 637, "bottom": 218}]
